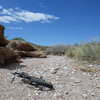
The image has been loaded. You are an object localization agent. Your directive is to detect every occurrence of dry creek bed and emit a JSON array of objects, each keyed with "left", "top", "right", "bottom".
[{"left": 0, "top": 56, "right": 100, "bottom": 100}]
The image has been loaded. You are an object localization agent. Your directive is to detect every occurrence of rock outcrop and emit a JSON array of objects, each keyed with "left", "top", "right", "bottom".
[
  {"left": 0, "top": 25, "right": 9, "bottom": 46},
  {"left": 0, "top": 25, "right": 47, "bottom": 66},
  {"left": 0, "top": 47, "right": 20, "bottom": 65},
  {"left": 15, "top": 51, "right": 47, "bottom": 58},
  {"left": 7, "top": 40, "right": 37, "bottom": 51}
]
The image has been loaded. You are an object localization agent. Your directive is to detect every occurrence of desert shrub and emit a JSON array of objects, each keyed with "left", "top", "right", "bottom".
[
  {"left": 65, "top": 46, "right": 76, "bottom": 57},
  {"left": 66, "top": 41, "right": 100, "bottom": 63},
  {"left": 12, "top": 37, "right": 26, "bottom": 42},
  {"left": 46, "top": 44, "right": 67, "bottom": 55}
]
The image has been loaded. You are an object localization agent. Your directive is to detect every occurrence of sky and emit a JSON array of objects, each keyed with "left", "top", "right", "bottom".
[{"left": 0, "top": 0, "right": 100, "bottom": 45}]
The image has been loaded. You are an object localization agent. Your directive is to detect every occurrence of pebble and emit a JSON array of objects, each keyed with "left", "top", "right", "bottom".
[
  {"left": 82, "top": 72, "right": 87, "bottom": 75},
  {"left": 70, "top": 77, "right": 75, "bottom": 80},
  {"left": 82, "top": 94, "right": 88, "bottom": 98},
  {"left": 91, "top": 92, "right": 95, "bottom": 96},
  {"left": 74, "top": 80, "right": 81, "bottom": 83},
  {"left": 51, "top": 67, "right": 60, "bottom": 74},
  {"left": 70, "top": 77, "right": 81, "bottom": 83},
  {"left": 71, "top": 71, "right": 75, "bottom": 74},
  {"left": 96, "top": 85, "right": 100, "bottom": 89},
  {"left": 28, "top": 93, "right": 31, "bottom": 97},
  {"left": 65, "top": 91, "right": 69, "bottom": 95},
  {"left": 89, "top": 64, "right": 94, "bottom": 67},
  {"left": 8, "top": 97, "right": 13, "bottom": 100}
]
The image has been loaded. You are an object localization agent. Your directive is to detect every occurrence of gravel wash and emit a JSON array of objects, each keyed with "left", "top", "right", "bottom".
[{"left": 0, "top": 56, "right": 100, "bottom": 100}]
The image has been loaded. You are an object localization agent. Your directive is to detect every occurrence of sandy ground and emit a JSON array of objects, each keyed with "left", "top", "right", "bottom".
[{"left": 0, "top": 56, "right": 100, "bottom": 100}]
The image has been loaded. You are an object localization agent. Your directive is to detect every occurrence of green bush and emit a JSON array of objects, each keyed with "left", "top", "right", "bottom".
[{"left": 12, "top": 37, "right": 26, "bottom": 42}]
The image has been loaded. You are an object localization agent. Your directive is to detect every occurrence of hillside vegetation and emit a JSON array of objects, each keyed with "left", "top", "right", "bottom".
[
  {"left": 45, "top": 42, "right": 100, "bottom": 64},
  {"left": 12, "top": 37, "right": 100, "bottom": 64},
  {"left": 65, "top": 42, "right": 100, "bottom": 63}
]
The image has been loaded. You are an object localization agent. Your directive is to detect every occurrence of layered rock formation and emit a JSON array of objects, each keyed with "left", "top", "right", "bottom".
[
  {"left": 0, "top": 25, "right": 9, "bottom": 46},
  {"left": 0, "top": 25, "right": 20, "bottom": 66},
  {"left": 0, "top": 25, "right": 46, "bottom": 66},
  {"left": 15, "top": 51, "right": 47, "bottom": 58},
  {"left": 7, "top": 40, "right": 37, "bottom": 51},
  {"left": 0, "top": 47, "right": 20, "bottom": 65}
]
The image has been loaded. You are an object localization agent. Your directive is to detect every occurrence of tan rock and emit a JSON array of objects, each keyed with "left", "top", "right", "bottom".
[
  {"left": 0, "top": 25, "right": 9, "bottom": 46},
  {"left": 7, "top": 40, "right": 37, "bottom": 51},
  {"left": 0, "top": 47, "right": 20, "bottom": 65},
  {"left": 16, "top": 51, "right": 47, "bottom": 58}
]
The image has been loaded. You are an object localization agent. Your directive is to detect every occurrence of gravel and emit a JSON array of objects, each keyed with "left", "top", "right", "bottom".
[{"left": 0, "top": 56, "right": 100, "bottom": 100}]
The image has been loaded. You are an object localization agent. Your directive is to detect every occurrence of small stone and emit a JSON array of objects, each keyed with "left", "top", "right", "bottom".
[
  {"left": 96, "top": 85, "right": 100, "bottom": 88},
  {"left": 71, "top": 69, "right": 76, "bottom": 74},
  {"left": 8, "top": 97, "right": 13, "bottom": 100},
  {"left": 82, "top": 94, "right": 88, "bottom": 98},
  {"left": 70, "top": 77, "right": 75, "bottom": 80},
  {"left": 51, "top": 67, "right": 60, "bottom": 74},
  {"left": 72, "top": 84, "right": 76, "bottom": 86},
  {"left": 74, "top": 80, "right": 81, "bottom": 83},
  {"left": 82, "top": 72, "right": 87, "bottom": 75},
  {"left": 93, "top": 74, "right": 97, "bottom": 77},
  {"left": 65, "top": 91, "right": 69, "bottom": 95},
  {"left": 71, "top": 71, "right": 75, "bottom": 74},
  {"left": 35, "top": 93, "right": 39, "bottom": 95},
  {"left": 70, "top": 77, "right": 81, "bottom": 83},
  {"left": 89, "top": 64, "right": 94, "bottom": 67},
  {"left": 28, "top": 93, "right": 31, "bottom": 97},
  {"left": 91, "top": 92, "right": 95, "bottom": 96},
  {"left": 28, "top": 90, "right": 31, "bottom": 97}
]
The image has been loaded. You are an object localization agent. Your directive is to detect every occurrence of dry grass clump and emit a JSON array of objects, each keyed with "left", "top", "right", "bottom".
[
  {"left": 66, "top": 42, "right": 100, "bottom": 63},
  {"left": 46, "top": 44, "right": 67, "bottom": 55}
]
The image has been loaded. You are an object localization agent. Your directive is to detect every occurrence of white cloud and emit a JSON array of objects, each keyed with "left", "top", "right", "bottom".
[
  {"left": 0, "top": 6, "right": 59, "bottom": 23},
  {"left": 0, "top": 16, "right": 17, "bottom": 23}
]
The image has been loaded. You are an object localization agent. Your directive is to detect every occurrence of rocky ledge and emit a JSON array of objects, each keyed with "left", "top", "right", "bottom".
[{"left": 0, "top": 25, "right": 46, "bottom": 66}]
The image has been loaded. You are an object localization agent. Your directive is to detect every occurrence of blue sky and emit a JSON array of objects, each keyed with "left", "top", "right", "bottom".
[{"left": 0, "top": 0, "right": 100, "bottom": 45}]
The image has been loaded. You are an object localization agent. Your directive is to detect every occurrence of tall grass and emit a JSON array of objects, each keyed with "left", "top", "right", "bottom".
[
  {"left": 46, "top": 44, "right": 67, "bottom": 55},
  {"left": 66, "top": 42, "right": 100, "bottom": 63}
]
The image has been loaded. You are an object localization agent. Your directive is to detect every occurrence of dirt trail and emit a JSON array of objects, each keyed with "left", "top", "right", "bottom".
[{"left": 0, "top": 56, "right": 100, "bottom": 100}]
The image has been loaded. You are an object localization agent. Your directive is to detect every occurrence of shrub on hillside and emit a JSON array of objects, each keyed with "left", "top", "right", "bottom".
[{"left": 12, "top": 37, "right": 26, "bottom": 42}]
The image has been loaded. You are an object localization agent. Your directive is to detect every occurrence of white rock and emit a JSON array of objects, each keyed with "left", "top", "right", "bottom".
[
  {"left": 70, "top": 77, "right": 81, "bottom": 83},
  {"left": 70, "top": 77, "right": 75, "bottom": 80},
  {"left": 89, "top": 64, "right": 94, "bottom": 67},
  {"left": 82, "top": 94, "right": 88, "bottom": 98},
  {"left": 82, "top": 72, "right": 87, "bottom": 75},
  {"left": 51, "top": 67, "right": 60, "bottom": 74},
  {"left": 74, "top": 80, "right": 81, "bottom": 83},
  {"left": 91, "top": 92, "right": 95, "bottom": 96}
]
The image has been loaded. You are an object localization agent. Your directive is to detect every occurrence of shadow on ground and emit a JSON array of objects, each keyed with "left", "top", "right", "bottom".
[{"left": 0, "top": 63, "right": 26, "bottom": 70}]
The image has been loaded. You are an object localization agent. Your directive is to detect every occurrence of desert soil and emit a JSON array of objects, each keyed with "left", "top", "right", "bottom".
[{"left": 0, "top": 56, "right": 100, "bottom": 100}]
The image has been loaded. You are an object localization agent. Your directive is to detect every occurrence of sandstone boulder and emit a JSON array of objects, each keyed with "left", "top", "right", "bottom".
[
  {"left": 15, "top": 51, "right": 47, "bottom": 58},
  {"left": 0, "top": 47, "right": 20, "bottom": 65},
  {"left": 7, "top": 40, "right": 37, "bottom": 51},
  {"left": 0, "top": 24, "right": 47, "bottom": 64},
  {"left": 0, "top": 25, "right": 9, "bottom": 46}
]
